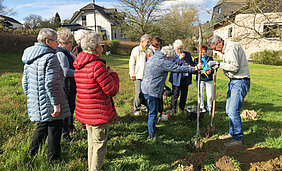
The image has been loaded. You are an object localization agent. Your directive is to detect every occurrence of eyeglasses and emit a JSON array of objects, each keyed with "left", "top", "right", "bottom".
[
  {"left": 67, "top": 40, "right": 74, "bottom": 45},
  {"left": 48, "top": 39, "right": 58, "bottom": 43}
]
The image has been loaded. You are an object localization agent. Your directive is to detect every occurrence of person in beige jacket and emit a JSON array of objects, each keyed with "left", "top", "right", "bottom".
[
  {"left": 129, "top": 34, "right": 151, "bottom": 116},
  {"left": 207, "top": 35, "right": 250, "bottom": 147}
]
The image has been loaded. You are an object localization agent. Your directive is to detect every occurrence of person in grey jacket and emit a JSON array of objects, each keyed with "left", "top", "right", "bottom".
[
  {"left": 141, "top": 46, "right": 202, "bottom": 139},
  {"left": 22, "top": 28, "right": 71, "bottom": 160}
]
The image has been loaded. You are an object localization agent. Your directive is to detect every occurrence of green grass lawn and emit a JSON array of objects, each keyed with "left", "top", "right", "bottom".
[{"left": 0, "top": 53, "right": 281, "bottom": 170}]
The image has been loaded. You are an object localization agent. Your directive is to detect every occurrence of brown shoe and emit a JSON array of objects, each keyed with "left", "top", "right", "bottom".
[
  {"left": 224, "top": 140, "right": 242, "bottom": 147},
  {"left": 219, "top": 134, "right": 232, "bottom": 140}
]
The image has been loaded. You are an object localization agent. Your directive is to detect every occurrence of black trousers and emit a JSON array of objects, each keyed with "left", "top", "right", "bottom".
[
  {"left": 29, "top": 119, "right": 63, "bottom": 160},
  {"left": 171, "top": 78, "right": 189, "bottom": 113},
  {"left": 62, "top": 94, "right": 76, "bottom": 136}
]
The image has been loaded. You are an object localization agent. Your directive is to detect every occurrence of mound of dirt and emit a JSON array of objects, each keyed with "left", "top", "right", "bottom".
[{"left": 179, "top": 139, "right": 281, "bottom": 170}]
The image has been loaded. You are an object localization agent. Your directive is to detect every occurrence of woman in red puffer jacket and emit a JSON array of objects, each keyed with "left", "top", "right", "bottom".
[{"left": 73, "top": 31, "right": 119, "bottom": 171}]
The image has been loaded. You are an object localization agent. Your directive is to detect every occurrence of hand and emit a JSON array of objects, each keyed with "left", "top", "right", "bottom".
[
  {"left": 51, "top": 104, "right": 61, "bottom": 117},
  {"left": 207, "top": 61, "right": 220, "bottom": 67},
  {"left": 130, "top": 76, "right": 136, "bottom": 81},
  {"left": 205, "top": 69, "right": 211, "bottom": 74},
  {"left": 179, "top": 53, "right": 185, "bottom": 59},
  {"left": 195, "top": 63, "right": 202, "bottom": 71},
  {"left": 51, "top": 111, "right": 60, "bottom": 117}
]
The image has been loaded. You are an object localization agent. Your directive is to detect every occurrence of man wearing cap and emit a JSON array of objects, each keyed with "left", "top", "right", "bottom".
[{"left": 207, "top": 35, "right": 250, "bottom": 147}]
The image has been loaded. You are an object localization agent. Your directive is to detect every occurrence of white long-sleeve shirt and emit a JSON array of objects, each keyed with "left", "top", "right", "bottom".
[{"left": 129, "top": 45, "right": 147, "bottom": 80}]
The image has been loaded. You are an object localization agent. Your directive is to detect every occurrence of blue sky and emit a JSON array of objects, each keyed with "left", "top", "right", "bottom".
[{"left": 4, "top": 0, "right": 218, "bottom": 24}]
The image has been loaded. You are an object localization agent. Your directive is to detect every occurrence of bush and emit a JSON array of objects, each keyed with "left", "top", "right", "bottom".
[
  {"left": 0, "top": 32, "right": 37, "bottom": 53},
  {"left": 102, "top": 40, "right": 139, "bottom": 55},
  {"left": 250, "top": 50, "right": 282, "bottom": 66},
  {"left": 109, "top": 40, "right": 120, "bottom": 54}
]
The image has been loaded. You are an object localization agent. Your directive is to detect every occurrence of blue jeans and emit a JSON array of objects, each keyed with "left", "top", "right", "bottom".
[
  {"left": 143, "top": 94, "right": 159, "bottom": 135},
  {"left": 226, "top": 79, "right": 250, "bottom": 141}
]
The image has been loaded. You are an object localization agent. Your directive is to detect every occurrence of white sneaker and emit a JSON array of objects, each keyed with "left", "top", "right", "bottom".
[
  {"left": 219, "top": 134, "right": 232, "bottom": 140},
  {"left": 134, "top": 111, "right": 140, "bottom": 116}
]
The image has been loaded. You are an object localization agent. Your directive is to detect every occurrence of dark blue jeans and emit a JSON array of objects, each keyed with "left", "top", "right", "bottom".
[
  {"left": 226, "top": 79, "right": 250, "bottom": 141},
  {"left": 143, "top": 94, "right": 159, "bottom": 135}
]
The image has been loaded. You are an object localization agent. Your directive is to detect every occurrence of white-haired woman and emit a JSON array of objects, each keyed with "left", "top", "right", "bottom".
[
  {"left": 22, "top": 28, "right": 71, "bottom": 160},
  {"left": 141, "top": 46, "right": 202, "bottom": 139},
  {"left": 169, "top": 39, "right": 194, "bottom": 115},
  {"left": 73, "top": 29, "right": 87, "bottom": 56},
  {"left": 73, "top": 31, "right": 119, "bottom": 170},
  {"left": 56, "top": 28, "right": 76, "bottom": 142}
]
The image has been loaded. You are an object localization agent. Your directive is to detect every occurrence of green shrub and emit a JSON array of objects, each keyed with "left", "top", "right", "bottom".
[
  {"left": 110, "top": 40, "right": 121, "bottom": 54},
  {"left": 250, "top": 50, "right": 282, "bottom": 65}
]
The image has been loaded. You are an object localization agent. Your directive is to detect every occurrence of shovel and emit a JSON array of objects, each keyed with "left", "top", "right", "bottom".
[{"left": 207, "top": 68, "right": 217, "bottom": 137}]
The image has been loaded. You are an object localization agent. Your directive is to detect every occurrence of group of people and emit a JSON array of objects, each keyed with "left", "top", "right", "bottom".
[
  {"left": 22, "top": 28, "right": 119, "bottom": 170},
  {"left": 21, "top": 27, "right": 250, "bottom": 170},
  {"left": 129, "top": 34, "right": 250, "bottom": 147}
]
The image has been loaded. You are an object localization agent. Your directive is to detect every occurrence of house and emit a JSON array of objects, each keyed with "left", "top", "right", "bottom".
[
  {"left": 211, "top": 0, "right": 282, "bottom": 59},
  {"left": 69, "top": 3, "right": 126, "bottom": 41},
  {"left": 0, "top": 15, "right": 23, "bottom": 28}
]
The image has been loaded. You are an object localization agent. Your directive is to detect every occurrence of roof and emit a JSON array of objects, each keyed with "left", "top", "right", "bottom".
[
  {"left": 61, "top": 24, "right": 86, "bottom": 31},
  {"left": 0, "top": 15, "right": 22, "bottom": 25},
  {"left": 69, "top": 3, "right": 120, "bottom": 25},
  {"left": 212, "top": 0, "right": 282, "bottom": 25},
  {"left": 216, "top": 0, "right": 248, "bottom": 6}
]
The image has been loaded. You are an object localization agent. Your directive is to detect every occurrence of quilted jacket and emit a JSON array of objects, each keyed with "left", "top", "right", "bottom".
[
  {"left": 73, "top": 52, "right": 119, "bottom": 125},
  {"left": 141, "top": 51, "right": 195, "bottom": 98},
  {"left": 22, "top": 42, "right": 71, "bottom": 122},
  {"left": 169, "top": 51, "right": 194, "bottom": 86}
]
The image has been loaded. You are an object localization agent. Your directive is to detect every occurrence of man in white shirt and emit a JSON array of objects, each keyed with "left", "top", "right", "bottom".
[
  {"left": 207, "top": 35, "right": 251, "bottom": 147},
  {"left": 129, "top": 34, "right": 151, "bottom": 116}
]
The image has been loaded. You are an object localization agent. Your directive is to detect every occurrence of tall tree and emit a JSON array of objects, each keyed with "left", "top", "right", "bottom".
[
  {"left": 117, "top": 0, "right": 164, "bottom": 41},
  {"left": 23, "top": 14, "right": 42, "bottom": 29},
  {"left": 0, "top": 0, "right": 16, "bottom": 16},
  {"left": 54, "top": 12, "right": 61, "bottom": 28},
  {"left": 158, "top": 4, "right": 199, "bottom": 51}
]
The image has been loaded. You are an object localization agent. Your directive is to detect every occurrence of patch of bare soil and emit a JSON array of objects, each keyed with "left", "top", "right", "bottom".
[{"left": 180, "top": 139, "right": 281, "bottom": 170}]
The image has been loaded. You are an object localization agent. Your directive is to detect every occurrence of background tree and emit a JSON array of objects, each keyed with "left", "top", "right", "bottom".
[
  {"left": 158, "top": 4, "right": 199, "bottom": 52},
  {"left": 117, "top": 0, "right": 164, "bottom": 41},
  {"left": 0, "top": 0, "right": 16, "bottom": 16},
  {"left": 23, "top": 14, "right": 42, "bottom": 29},
  {"left": 54, "top": 12, "right": 61, "bottom": 28}
]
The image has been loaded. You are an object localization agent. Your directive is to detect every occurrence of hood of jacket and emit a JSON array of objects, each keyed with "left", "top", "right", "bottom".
[
  {"left": 22, "top": 42, "right": 55, "bottom": 65},
  {"left": 73, "top": 51, "right": 105, "bottom": 69}
]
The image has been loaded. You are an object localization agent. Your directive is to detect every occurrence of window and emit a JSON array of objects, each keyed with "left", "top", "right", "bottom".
[
  {"left": 218, "top": 7, "right": 222, "bottom": 14},
  {"left": 263, "top": 23, "right": 281, "bottom": 39},
  {"left": 228, "top": 27, "right": 233, "bottom": 38},
  {"left": 82, "top": 15, "right": 86, "bottom": 27}
]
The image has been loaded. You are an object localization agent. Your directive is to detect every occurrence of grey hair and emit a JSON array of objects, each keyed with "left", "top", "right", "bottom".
[
  {"left": 80, "top": 31, "right": 102, "bottom": 52},
  {"left": 74, "top": 29, "right": 87, "bottom": 46},
  {"left": 207, "top": 35, "right": 223, "bottom": 46},
  {"left": 161, "top": 45, "right": 175, "bottom": 59},
  {"left": 140, "top": 34, "right": 151, "bottom": 42},
  {"left": 57, "top": 28, "right": 74, "bottom": 44},
  {"left": 173, "top": 39, "right": 184, "bottom": 50},
  {"left": 37, "top": 28, "right": 57, "bottom": 43}
]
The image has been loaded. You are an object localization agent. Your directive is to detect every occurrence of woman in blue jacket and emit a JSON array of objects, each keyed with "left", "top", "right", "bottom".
[
  {"left": 141, "top": 46, "right": 202, "bottom": 139},
  {"left": 22, "top": 28, "right": 71, "bottom": 160},
  {"left": 169, "top": 40, "right": 194, "bottom": 115}
]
